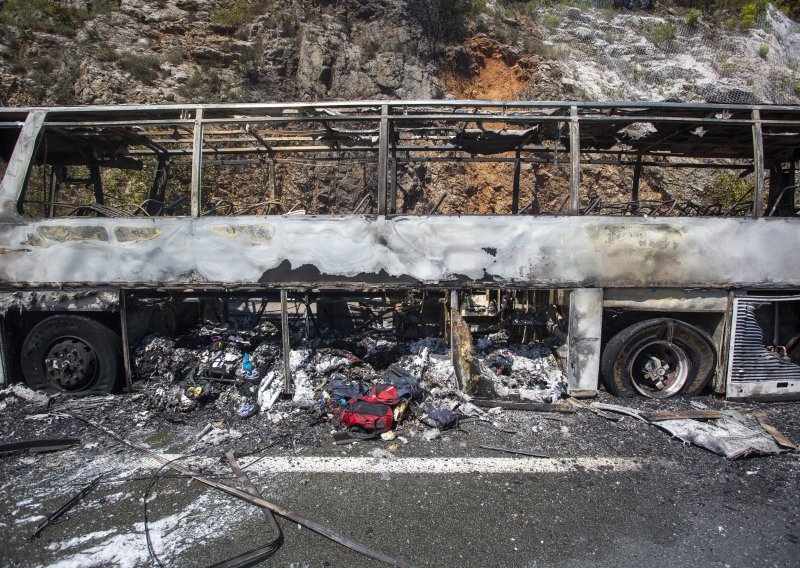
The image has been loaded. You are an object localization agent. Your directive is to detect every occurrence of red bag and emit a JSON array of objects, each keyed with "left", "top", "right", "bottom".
[
  {"left": 365, "top": 383, "right": 404, "bottom": 406},
  {"left": 337, "top": 399, "right": 394, "bottom": 437}
]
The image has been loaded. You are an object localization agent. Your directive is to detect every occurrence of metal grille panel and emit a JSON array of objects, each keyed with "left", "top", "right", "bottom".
[{"left": 730, "top": 300, "right": 800, "bottom": 383}]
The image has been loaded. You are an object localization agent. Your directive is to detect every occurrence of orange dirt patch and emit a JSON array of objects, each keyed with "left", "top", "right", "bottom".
[
  {"left": 437, "top": 37, "right": 533, "bottom": 214},
  {"left": 444, "top": 57, "right": 527, "bottom": 100},
  {"left": 442, "top": 36, "right": 532, "bottom": 101}
]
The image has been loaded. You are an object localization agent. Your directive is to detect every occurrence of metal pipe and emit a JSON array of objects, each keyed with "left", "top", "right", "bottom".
[
  {"left": 119, "top": 290, "right": 133, "bottom": 393},
  {"left": 19, "top": 98, "right": 800, "bottom": 116},
  {"left": 512, "top": 147, "right": 521, "bottom": 214},
  {"left": 449, "top": 290, "right": 458, "bottom": 369},
  {"left": 281, "top": 289, "right": 292, "bottom": 395},
  {"left": 352, "top": 193, "right": 370, "bottom": 214},
  {"left": 377, "top": 105, "right": 389, "bottom": 215},
  {"left": 752, "top": 109, "right": 765, "bottom": 219},
  {"left": 190, "top": 108, "right": 203, "bottom": 217},
  {"left": 768, "top": 185, "right": 796, "bottom": 217},
  {"left": 428, "top": 193, "right": 447, "bottom": 215},
  {"left": 569, "top": 106, "right": 580, "bottom": 216}
]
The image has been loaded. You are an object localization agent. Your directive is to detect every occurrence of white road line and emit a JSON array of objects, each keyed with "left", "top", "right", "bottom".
[{"left": 233, "top": 456, "right": 659, "bottom": 474}]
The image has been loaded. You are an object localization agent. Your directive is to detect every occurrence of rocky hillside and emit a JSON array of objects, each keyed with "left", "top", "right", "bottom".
[
  {"left": 0, "top": 1, "right": 796, "bottom": 107},
  {"left": 0, "top": 1, "right": 797, "bottom": 216}
]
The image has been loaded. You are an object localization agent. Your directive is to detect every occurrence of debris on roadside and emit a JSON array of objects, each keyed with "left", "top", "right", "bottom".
[
  {"left": 753, "top": 412, "right": 798, "bottom": 451},
  {"left": 422, "top": 405, "right": 460, "bottom": 429},
  {"left": 28, "top": 473, "right": 105, "bottom": 540},
  {"left": 0, "top": 438, "right": 80, "bottom": 456},
  {"left": 0, "top": 384, "right": 51, "bottom": 410},
  {"left": 653, "top": 414, "right": 784, "bottom": 459},
  {"left": 472, "top": 399, "right": 574, "bottom": 413},
  {"left": 588, "top": 403, "right": 789, "bottom": 459},
  {"left": 639, "top": 410, "right": 725, "bottom": 422},
  {"left": 75, "top": 414, "right": 409, "bottom": 568},
  {"left": 568, "top": 397, "right": 623, "bottom": 421},
  {"left": 128, "top": 318, "right": 568, "bottom": 444}
]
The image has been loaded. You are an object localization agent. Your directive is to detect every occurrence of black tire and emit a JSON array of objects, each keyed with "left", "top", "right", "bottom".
[
  {"left": 601, "top": 318, "right": 716, "bottom": 399},
  {"left": 21, "top": 315, "right": 122, "bottom": 395}
]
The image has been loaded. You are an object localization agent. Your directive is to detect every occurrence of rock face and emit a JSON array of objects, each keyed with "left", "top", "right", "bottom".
[
  {"left": 541, "top": 3, "right": 800, "bottom": 104},
  {"left": 0, "top": 1, "right": 796, "bottom": 106},
  {"left": 0, "top": 0, "right": 448, "bottom": 105},
  {"left": 0, "top": 1, "right": 796, "bottom": 217}
]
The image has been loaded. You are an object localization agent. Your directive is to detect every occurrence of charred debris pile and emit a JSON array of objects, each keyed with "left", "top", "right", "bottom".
[{"left": 131, "top": 298, "right": 568, "bottom": 445}]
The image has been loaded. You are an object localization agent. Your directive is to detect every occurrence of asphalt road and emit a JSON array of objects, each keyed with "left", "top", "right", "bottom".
[{"left": 1, "top": 391, "right": 798, "bottom": 568}]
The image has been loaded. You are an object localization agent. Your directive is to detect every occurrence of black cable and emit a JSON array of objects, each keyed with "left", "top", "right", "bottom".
[
  {"left": 143, "top": 455, "right": 189, "bottom": 568},
  {"left": 239, "top": 439, "right": 284, "bottom": 471},
  {"left": 143, "top": 453, "right": 283, "bottom": 568}
]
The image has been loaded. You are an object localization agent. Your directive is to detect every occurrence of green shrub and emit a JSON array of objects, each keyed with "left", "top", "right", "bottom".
[
  {"left": 211, "top": 1, "right": 268, "bottom": 27},
  {"left": 739, "top": 0, "right": 766, "bottom": 29},
  {"left": 500, "top": 0, "right": 539, "bottom": 19},
  {"left": 719, "top": 61, "right": 739, "bottom": 77},
  {"left": 166, "top": 49, "right": 184, "bottom": 65},
  {"left": 96, "top": 48, "right": 118, "bottom": 62},
  {"left": 542, "top": 13, "right": 560, "bottom": 29},
  {"left": 704, "top": 172, "right": 754, "bottom": 211},
  {"left": 758, "top": 43, "right": 769, "bottom": 59},
  {"left": 0, "top": 0, "right": 86, "bottom": 36},
  {"left": 650, "top": 22, "right": 677, "bottom": 44},
  {"left": 118, "top": 53, "right": 162, "bottom": 85},
  {"left": 177, "top": 67, "right": 224, "bottom": 100},
  {"left": 90, "top": 0, "right": 119, "bottom": 17},
  {"left": 411, "top": 0, "right": 487, "bottom": 53},
  {"left": 33, "top": 53, "right": 59, "bottom": 74},
  {"left": 275, "top": 11, "right": 294, "bottom": 35},
  {"left": 0, "top": 0, "right": 118, "bottom": 37},
  {"left": 684, "top": 8, "right": 700, "bottom": 28},
  {"left": 665, "top": 1, "right": 797, "bottom": 23}
]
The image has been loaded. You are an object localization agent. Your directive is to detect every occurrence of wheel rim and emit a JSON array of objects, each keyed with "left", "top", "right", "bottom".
[
  {"left": 43, "top": 336, "right": 99, "bottom": 392},
  {"left": 627, "top": 340, "right": 690, "bottom": 399}
]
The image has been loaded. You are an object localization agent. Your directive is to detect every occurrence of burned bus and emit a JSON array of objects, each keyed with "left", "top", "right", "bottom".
[{"left": 0, "top": 101, "right": 798, "bottom": 401}]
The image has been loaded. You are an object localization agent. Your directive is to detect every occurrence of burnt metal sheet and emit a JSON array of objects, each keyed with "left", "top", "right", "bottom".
[
  {"left": 0, "top": 216, "right": 798, "bottom": 290},
  {"left": 650, "top": 415, "right": 784, "bottom": 459},
  {"left": 566, "top": 288, "right": 603, "bottom": 395}
]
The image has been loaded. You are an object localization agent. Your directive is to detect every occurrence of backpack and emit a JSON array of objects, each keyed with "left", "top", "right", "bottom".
[{"left": 336, "top": 398, "right": 394, "bottom": 438}]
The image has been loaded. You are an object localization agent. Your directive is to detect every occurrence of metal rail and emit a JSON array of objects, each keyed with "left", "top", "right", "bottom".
[{"left": 2, "top": 100, "right": 798, "bottom": 221}]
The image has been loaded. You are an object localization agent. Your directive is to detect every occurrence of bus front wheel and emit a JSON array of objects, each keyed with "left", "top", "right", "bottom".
[
  {"left": 21, "top": 315, "right": 122, "bottom": 395},
  {"left": 601, "top": 318, "right": 716, "bottom": 398}
]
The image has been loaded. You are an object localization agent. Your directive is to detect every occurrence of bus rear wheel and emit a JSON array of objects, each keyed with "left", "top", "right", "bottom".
[
  {"left": 21, "top": 315, "right": 122, "bottom": 395},
  {"left": 601, "top": 318, "right": 716, "bottom": 398}
]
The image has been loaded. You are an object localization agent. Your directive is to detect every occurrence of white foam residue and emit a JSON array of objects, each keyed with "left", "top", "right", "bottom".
[
  {"left": 14, "top": 514, "right": 45, "bottom": 526},
  {"left": 43, "top": 491, "right": 261, "bottom": 568},
  {"left": 44, "top": 530, "right": 145, "bottom": 568},
  {"left": 46, "top": 529, "right": 117, "bottom": 552}
]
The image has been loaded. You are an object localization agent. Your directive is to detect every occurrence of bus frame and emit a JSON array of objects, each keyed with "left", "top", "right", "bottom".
[{"left": 0, "top": 100, "right": 798, "bottom": 400}]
